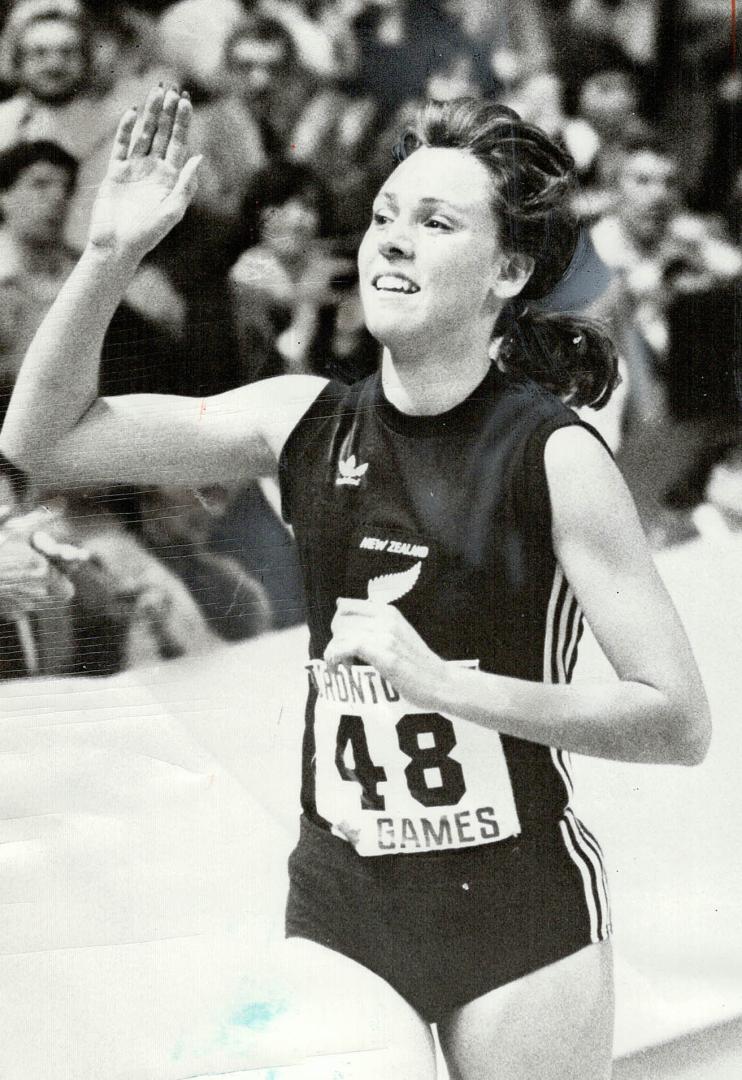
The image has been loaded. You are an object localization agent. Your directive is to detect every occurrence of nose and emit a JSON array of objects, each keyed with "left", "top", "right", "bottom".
[{"left": 379, "top": 222, "right": 414, "bottom": 260}]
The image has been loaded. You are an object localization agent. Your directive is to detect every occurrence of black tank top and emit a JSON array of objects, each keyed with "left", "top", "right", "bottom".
[{"left": 279, "top": 365, "right": 603, "bottom": 842}]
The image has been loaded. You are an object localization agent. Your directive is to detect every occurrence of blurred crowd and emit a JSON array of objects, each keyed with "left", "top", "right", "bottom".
[{"left": 0, "top": 0, "right": 740, "bottom": 681}]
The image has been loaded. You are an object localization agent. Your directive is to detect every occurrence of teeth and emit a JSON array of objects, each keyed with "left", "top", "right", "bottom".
[{"left": 374, "top": 275, "right": 419, "bottom": 294}]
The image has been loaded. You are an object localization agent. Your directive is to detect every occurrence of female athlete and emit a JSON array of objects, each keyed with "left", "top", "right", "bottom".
[{"left": 0, "top": 86, "right": 710, "bottom": 1079}]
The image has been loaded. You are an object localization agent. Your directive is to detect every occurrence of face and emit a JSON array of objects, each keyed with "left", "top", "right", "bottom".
[
  {"left": 1, "top": 161, "right": 72, "bottom": 244},
  {"left": 357, "top": 147, "right": 504, "bottom": 353},
  {"left": 617, "top": 150, "right": 679, "bottom": 243},
  {"left": 227, "top": 35, "right": 288, "bottom": 102},
  {"left": 261, "top": 197, "right": 320, "bottom": 259},
  {"left": 580, "top": 75, "right": 636, "bottom": 134},
  {"left": 19, "top": 19, "right": 86, "bottom": 102}
]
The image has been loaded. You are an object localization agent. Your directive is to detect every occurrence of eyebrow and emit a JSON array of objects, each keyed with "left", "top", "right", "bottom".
[{"left": 376, "top": 191, "right": 470, "bottom": 215}]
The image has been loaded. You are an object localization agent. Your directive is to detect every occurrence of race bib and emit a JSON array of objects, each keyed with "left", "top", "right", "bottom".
[{"left": 307, "top": 660, "right": 521, "bottom": 856}]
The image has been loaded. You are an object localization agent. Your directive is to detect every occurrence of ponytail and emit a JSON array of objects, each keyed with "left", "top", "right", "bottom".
[{"left": 495, "top": 302, "right": 620, "bottom": 410}]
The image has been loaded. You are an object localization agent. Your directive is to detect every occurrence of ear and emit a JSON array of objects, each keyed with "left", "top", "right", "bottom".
[{"left": 489, "top": 252, "right": 535, "bottom": 301}]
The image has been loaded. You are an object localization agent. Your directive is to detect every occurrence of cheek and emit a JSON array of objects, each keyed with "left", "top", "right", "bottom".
[
  {"left": 357, "top": 227, "right": 374, "bottom": 270},
  {"left": 433, "top": 243, "right": 494, "bottom": 297}
]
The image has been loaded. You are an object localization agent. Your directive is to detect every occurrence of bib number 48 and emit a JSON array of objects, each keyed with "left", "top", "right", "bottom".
[{"left": 335, "top": 712, "right": 466, "bottom": 811}]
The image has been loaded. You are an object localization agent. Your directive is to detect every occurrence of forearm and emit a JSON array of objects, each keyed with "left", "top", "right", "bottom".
[
  {"left": 0, "top": 247, "right": 137, "bottom": 466},
  {"left": 434, "top": 665, "right": 708, "bottom": 767}
]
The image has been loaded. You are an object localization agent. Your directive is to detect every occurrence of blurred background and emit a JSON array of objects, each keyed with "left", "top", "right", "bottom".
[
  {"left": 0, "top": 3, "right": 740, "bottom": 1077},
  {"left": 0, "top": 0, "right": 739, "bottom": 680}
]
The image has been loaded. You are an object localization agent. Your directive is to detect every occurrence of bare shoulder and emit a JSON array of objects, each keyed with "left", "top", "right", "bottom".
[
  {"left": 543, "top": 423, "right": 644, "bottom": 556},
  {"left": 226, "top": 373, "right": 330, "bottom": 460}
]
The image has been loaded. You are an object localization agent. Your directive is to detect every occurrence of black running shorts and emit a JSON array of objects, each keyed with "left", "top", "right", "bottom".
[{"left": 285, "top": 813, "right": 611, "bottom": 1022}]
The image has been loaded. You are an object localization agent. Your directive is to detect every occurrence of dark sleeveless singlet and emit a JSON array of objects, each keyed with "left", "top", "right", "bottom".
[{"left": 279, "top": 365, "right": 612, "bottom": 1020}]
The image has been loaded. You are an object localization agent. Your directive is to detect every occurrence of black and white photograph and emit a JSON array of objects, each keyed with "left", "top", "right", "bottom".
[{"left": 0, "top": 1, "right": 740, "bottom": 1077}]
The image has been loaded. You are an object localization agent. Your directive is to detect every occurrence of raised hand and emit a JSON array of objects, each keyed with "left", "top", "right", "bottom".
[{"left": 88, "top": 85, "right": 202, "bottom": 264}]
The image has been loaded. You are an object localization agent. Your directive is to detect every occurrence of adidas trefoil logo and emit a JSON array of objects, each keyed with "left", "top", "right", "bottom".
[{"left": 336, "top": 454, "right": 369, "bottom": 487}]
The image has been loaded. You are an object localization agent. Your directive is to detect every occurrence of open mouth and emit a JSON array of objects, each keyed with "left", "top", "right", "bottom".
[{"left": 372, "top": 273, "right": 420, "bottom": 295}]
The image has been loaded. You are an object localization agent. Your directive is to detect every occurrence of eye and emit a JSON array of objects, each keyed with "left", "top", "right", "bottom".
[
  {"left": 425, "top": 217, "right": 452, "bottom": 231},
  {"left": 372, "top": 210, "right": 390, "bottom": 225}
]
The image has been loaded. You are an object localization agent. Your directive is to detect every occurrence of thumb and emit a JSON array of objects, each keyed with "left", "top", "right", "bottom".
[{"left": 170, "top": 154, "right": 203, "bottom": 210}]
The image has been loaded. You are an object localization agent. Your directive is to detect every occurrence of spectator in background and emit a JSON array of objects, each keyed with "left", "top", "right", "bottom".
[
  {"left": 566, "top": 70, "right": 652, "bottom": 219},
  {"left": 327, "top": 0, "right": 486, "bottom": 110},
  {"left": 0, "top": 136, "right": 196, "bottom": 413},
  {"left": 136, "top": 484, "right": 274, "bottom": 643},
  {"left": 592, "top": 139, "right": 741, "bottom": 400},
  {"left": 231, "top": 166, "right": 354, "bottom": 377},
  {"left": 0, "top": 499, "right": 76, "bottom": 680},
  {"left": 0, "top": 139, "right": 78, "bottom": 424},
  {"left": 443, "top": 0, "right": 552, "bottom": 93},
  {"left": 220, "top": 9, "right": 318, "bottom": 172},
  {"left": 590, "top": 136, "right": 741, "bottom": 539},
  {"left": 0, "top": 0, "right": 155, "bottom": 246},
  {"left": 545, "top": 0, "right": 659, "bottom": 114}
]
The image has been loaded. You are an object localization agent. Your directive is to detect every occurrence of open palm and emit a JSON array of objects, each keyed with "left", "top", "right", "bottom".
[{"left": 89, "top": 85, "right": 202, "bottom": 262}]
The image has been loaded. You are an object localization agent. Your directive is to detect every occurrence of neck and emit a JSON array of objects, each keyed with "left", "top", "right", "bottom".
[{"left": 380, "top": 338, "right": 492, "bottom": 416}]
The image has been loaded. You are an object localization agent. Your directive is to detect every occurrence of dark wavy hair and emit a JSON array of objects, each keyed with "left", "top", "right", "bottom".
[
  {"left": 0, "top": 138, "right": 78, "bottom": 194},
  {"left": 394, "top": 98, "right": 620, "bottom": 409}
]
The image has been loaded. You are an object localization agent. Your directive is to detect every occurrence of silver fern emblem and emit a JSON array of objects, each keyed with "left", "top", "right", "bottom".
[{"left": 367, "top": 560, "right": 422, "bottom": 604}]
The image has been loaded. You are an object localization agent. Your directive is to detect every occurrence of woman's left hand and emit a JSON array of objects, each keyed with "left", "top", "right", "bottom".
[{"left": 324, "top": 598, "right": 449, "bottom": 710}]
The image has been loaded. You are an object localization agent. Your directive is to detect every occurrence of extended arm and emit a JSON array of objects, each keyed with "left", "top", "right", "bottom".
[
  {"left": 0, "top": 86, "right": 326, "bottom": 490},
  {"left": 326, "top": 427, "right": 711, "bottom": 766}
]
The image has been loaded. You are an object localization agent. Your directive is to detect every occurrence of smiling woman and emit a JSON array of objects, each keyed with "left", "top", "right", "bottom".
[{"left": 0, "top": 87, "right": 711, "bottom": 1079}]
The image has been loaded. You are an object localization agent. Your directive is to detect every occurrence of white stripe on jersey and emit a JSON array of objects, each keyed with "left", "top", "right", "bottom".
[
  {"left": 542, "top": 565, "right": 564, "bottom": 683},
  {"left": 562, "top": 592, "right": 582, "bottom": 681},
  {"left": 556, "top": 578, "right": 575, "bottom": 683},
  {"left": 544, "top": 563, "right": 611, "bottom": 940},
  {"left": 550, "top": 747, "right": 574, "bottom": 799},
  {"left": 559, "top": 815, "right": 600, "bottom": 941},
  {"left": 568, "top": 808, "right": 612, "bottom": 936}
]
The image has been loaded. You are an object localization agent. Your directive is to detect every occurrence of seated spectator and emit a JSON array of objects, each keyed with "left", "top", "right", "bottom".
[
  {"left": 328, "top": 0, "right": 480, "bottom": 110},
  {"left": 158, "top": 0, "right": 338, "bottom": 96},
  {"left": 544, "top": 0, "right": 659, "bottom": 114},
  {"left": 41, "top": 493, "right": 225, "bottom": 674},
  {"left": 136, "top": 485, "right": 274, "bottom": 642},
  {"left": 588, "top": 136, "right": 741, "bottom": 539},
  {"left": 231, "top": 168, "right": 354, "bottom": 377},
  {"left": 442, "top": 0, "right": 552, "bottom": 92},
  {"left": 566, "top": 70, "right": 653, "bottom": 219},
  {"left": 591, "top": 138, "right": 741, "bottom": 418},
  {"left": 221, "top": 9, "right": 318, "bottom": 171},
  {"left": 0, "top": 0, "right": 154, "bottom": 246},
  {"left": 0, "top": 139, "right": 78, "bottom": 424},
  {"left": 0, "top": 137, "right": 190, "bottom": 414},
  {"left": 0, "top": 493, "right": 76, "bottom": 679}
]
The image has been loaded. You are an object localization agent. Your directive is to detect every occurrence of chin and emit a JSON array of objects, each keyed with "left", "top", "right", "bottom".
[{"left": 364, "top": 312, "right": 421, "bottom": 352}]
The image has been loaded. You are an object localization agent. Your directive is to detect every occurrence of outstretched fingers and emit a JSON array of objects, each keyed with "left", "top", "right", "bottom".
[
  {"left": 114, "top": 85, "right": 193, "bottom": 166},
  {"left": 165, "top": 92, "right": 193, "bottom": 170},
  {"left": 109, "top": 107, "right": 137, "bottom": 163},
  {"left": 150, "top": 85, "right": 181, "bottom": 157},
  {"left": 129, "top": 84, "right": 166, "bottom": 157}
]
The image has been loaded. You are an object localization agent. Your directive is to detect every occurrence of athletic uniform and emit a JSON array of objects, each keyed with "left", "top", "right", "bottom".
[{"left": 279, "top": 364, "right": 612, "bottom": 1021}]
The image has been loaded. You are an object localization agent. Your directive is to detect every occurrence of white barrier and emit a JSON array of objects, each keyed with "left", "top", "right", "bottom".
[{"left": 1, "top": 534, "right": 740, "bottom": 1077}]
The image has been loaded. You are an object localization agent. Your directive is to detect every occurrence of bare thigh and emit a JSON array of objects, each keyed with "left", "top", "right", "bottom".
[
  {"left": 438, "top": 940, "right": 614, "bottom": 1080},
  {"left": 205, "top": 936, "right": 437, "bottom": 1080}
]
